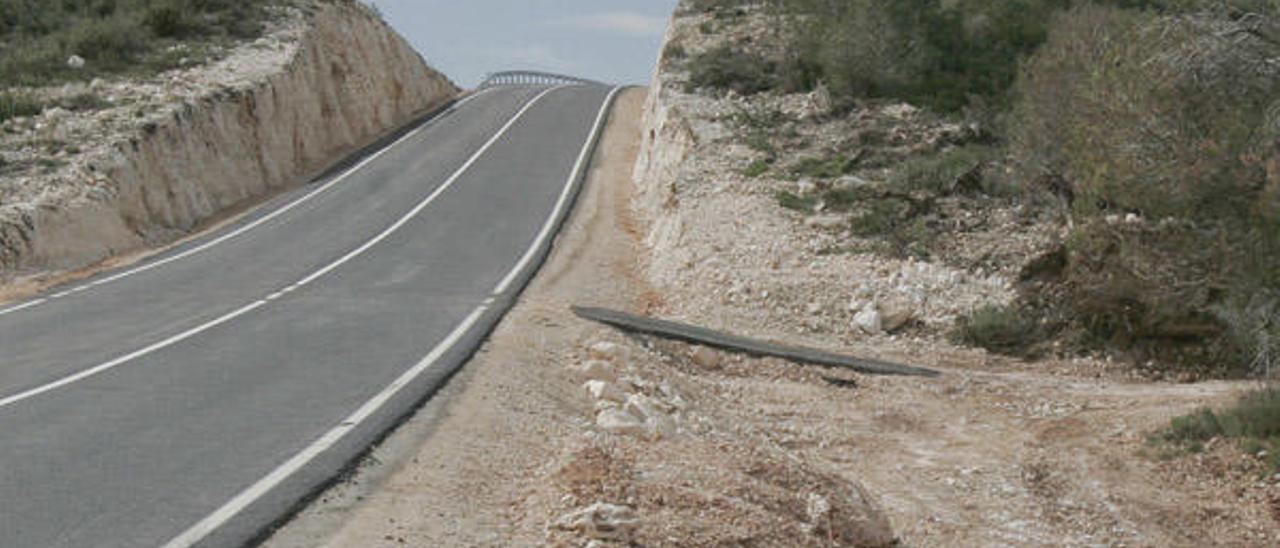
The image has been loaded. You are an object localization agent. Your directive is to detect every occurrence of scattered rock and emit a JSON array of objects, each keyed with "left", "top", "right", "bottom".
[
  {"left": 689, "top": 345, "right": 722, "bottom": 369},
  {"left": 576, "top": 360, "right": 618, "bottom": 383},
  {"left": 554, "top": 502, "right": 640, "bottom": 543},
  {"left": 804, "top": 214, "right": 846, "bottom": 230},
  {"left": 880, "top": 303, "right": 915, "bottom": 334},
  {"left": 584, "top": 380, "right": 627, "bottom": 403},
  {"left": 854, "top": 305, "right": 883, "bottom": 334},
  {"left": 596, "top": 408, "right": 645, "bottom": 436},
  {"left": 588, "top": 341, "right": 627, "bottom": 362}
]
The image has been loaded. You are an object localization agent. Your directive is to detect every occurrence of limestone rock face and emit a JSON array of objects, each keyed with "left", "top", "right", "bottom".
[{"left": 0, "top": 3, "right": 457, "bottom": 278}]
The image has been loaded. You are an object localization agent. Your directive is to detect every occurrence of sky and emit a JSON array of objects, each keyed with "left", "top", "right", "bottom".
[{"left": 366, "top": 1, "right": 679, "bottom": 88}]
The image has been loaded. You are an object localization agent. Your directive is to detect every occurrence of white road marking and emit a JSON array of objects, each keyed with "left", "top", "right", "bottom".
[
  {"left": 0, "top": 87, "right": 560, "bottom": 412},
  {"left": 0, "top": 90, "right": 494, "bottom": 319},
  {"left": 492, "top": 86, "right": 623, "bottom": 296},
  {"left": 162, "top": 85, "right": 621, "bottom": 548},
  {"left": 0, "top": 300, "right": 269, "bottom": 408}
]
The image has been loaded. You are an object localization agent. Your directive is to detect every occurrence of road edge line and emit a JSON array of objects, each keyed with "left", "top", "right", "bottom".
[{"left": 163, "top": 85, "right": 623, "bottom": 548}]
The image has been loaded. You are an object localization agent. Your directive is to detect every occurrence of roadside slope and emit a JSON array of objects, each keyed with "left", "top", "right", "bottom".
[{"left": 0, "top": 1, "right": 457, "bottom": 284}]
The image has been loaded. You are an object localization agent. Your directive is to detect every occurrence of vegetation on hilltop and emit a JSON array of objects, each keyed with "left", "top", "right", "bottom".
[{"left": 0, "top": 0, "right": 289, "bottom": 87}]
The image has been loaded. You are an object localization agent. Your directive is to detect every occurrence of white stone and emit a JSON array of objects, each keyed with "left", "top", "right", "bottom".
[
  {"left": 67, "top": 55, "right": 85, "bottom": 69},
  {"left": 596, "top": 408, "right": 644, "bottom": 436},
  {"left": 584, "top": 380, "right": 626, "bottom": 403},
  {"left": 689, "top": 345, "right": 722, "bottom": 369},
  {"left": 854, "top": 305, "right": 883, "bottom": 334},
  {"left": 554, "top": 502, "right": 640, "bottom": 542}
]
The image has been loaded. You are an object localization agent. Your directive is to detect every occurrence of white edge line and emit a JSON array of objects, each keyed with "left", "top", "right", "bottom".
[
  {"left": 0, "top": 90, "right": 493, "bottom": 319},
  {"left": 493, "top": 86, "right": 622, "bottom": 295},
  {"left": 0, "top": 87, "right": 559, "bottom": 412},
  {"left": 161, "top": 85, "right": 619, "bottom": 548}
]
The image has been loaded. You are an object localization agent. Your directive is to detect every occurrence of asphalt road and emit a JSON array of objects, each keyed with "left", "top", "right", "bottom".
[{"left": 0, "top": 82, "right": 619, "bottom": 547}]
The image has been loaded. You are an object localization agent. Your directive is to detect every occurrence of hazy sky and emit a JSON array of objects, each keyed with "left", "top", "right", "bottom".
[{"left": 367, "top": 1, "right": 679, "bottom": 88}]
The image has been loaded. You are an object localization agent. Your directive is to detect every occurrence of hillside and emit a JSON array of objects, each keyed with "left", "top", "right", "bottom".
[{"left": 0, "top": 0, "right": 457, "bottom": 287}]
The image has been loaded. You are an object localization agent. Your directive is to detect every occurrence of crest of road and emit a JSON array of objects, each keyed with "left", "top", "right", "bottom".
[{"left": 0, "top": 83, "right": 620, "bottom": 547}]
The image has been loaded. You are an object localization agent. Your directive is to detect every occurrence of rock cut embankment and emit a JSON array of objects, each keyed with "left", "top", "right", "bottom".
[{"left": 0, "top": 2, "right": 457, "bottom": 280}]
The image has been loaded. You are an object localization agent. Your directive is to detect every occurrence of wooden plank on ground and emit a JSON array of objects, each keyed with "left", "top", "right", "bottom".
[{"left": 572, "top": 306, "right": 941, "bottom": 378}]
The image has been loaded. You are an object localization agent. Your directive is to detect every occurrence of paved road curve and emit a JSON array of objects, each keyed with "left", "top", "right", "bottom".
[{"left": 0, "top": 83, "right": 619, "bottom": 547}]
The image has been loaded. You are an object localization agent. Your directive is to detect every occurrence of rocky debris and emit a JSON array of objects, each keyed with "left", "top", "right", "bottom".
[
  {"left": 588, "top": 341, "right": 628, "bottom": 362},
  {"left": 584, "top": 380, "right": 627, "bottom": 404},
  {"left": 854, "top": 305, "right": 883, "bottom": 334},
  {"left": 595, "top": 408, "right": 645, "bottom": 437},
  {"left": 688, "top": 345, "right": 722, "bottom": 369},
  {"left": 553, "top": 502, "right": 640, "bottom": 543},
  {"left": 575, "top": 360, "right": 618, "bottom": 383}
]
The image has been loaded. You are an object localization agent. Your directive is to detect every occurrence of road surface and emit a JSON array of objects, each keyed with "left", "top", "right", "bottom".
[{"left": 0, "top": 83, "right": 619, "bottom": 547}]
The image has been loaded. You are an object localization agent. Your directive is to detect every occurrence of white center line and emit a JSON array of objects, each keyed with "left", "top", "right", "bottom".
[{"left": 0, "top": 87, "right": 562, "bottom": 412}]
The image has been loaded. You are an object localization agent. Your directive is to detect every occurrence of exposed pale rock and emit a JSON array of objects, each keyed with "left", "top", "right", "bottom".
[
  {"left": 804, "top": 215, "right": 846, "bottom": 230},
  {"left": 584, "top": 380, "right": 627, "bottom": 403},
  {"left": 554, "top": 502, "right": 640, "bottom": 542},
  {"left": 689, "top": 345, "right": 722, "bottom": 369},
  {"left": 854, "top": 305, "right": 883, "bottom": 334},
  {"left": 575, "top": 360, "right": 618, "bottom": 383},
  {"left": 596, "top": 408, "right": 645, "bottom": 436},
  {"left": 66, "top": 55, "right": 85, "bottom": 69}
]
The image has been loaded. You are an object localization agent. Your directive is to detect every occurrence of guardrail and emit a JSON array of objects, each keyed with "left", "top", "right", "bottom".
[{"left": 478, "top": 70, "right": 604, "bottom": 89}]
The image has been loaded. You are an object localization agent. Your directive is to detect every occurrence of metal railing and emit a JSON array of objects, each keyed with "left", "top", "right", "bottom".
[{"left": 478, "top": 70, "right": 604, "bottom": 89}]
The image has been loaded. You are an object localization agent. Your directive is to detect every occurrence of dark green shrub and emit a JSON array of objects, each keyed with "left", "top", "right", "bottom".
[
  {"left": 951, "top": 304, "right": 1043, "bottom": 355},
  {"left": 1159, "top": 388, "right": 1280, "bottom": 470},
  {"left": 686, "top": 45, "right": 776, "bottom": 95},
  {"left": 0, "top": 92, "right": 44, "bottom": 123}
]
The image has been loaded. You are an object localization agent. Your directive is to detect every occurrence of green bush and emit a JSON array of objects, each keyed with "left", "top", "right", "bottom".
[
  {"left": 0, "top": 0, "right": 280, "bottom": 86},
  {"left": 951, "top": 304, "right": 1043, "bottom": 355},
  {"left": 686, "top": 45, "right": 777, "bottom": 95},
  {"left": 0, "top": 91, "right": 43, "bottom": 123},
  {"left": 1160, "top": 388, "right": 1280, "bottom": 470},
  {"left": 890, "top": 145, "right": 1002, "bottom": 195},
  {"left": 775, "top": 0, "right": 1070, "bottom": 111},
  {"left": 1009, "top": 6, "right": 1280, "bottom": 372}
]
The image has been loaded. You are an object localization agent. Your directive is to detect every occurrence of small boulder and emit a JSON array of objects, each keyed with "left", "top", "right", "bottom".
[
  {"left": 584, "top": 380, "right": 627, "bottom": 403},
  {"left": 689, "top": 345, "right": 722, "bottom": 369},
  {"left": 854, "top": 305, "right": 883, "bottom": 334},
  {"left": 67, "top": 55, "right": 86, "bottom": 69},
  {"left": 554, "top": 502, "right": 640, "bottom": 542},
  {"left": 880, "top": 303, "right": 915, "bottom": 334},
  {"left": 596, "top": 408, "right": 644, "bottom": 436}
]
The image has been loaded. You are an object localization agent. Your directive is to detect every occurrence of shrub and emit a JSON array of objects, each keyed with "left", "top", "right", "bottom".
[
  {"left": 0, "top": 92, "right": 44, "bottom": 123},
  {"left": 776, "top": 0, "right": 1069, "bottom": 111},
  {"left": 890, "top": 145, "right": 1001, "bottom": 195},
  {"left": 1011, "top": 6, "right": 1280, "bottom": 372},
  {"left": 743, "top": 159, "right": 770, "bottom": 178},
  {"left": 144, "top": 1, "right": 197, "bottom": 38},
  {"left": 0, "top": 0, "right": 278, "bottom": 86},
  {"left": 951, "top": 304, "right": 1043, "bottom": 355},
  {"left": 776, "top": 190, "right": 816, "bottom": 211},
  {"left": 787, "top": 154, "right": 860, "bottom": 180},
  {"left": 686, "top": 45, "right": 777, "bottom": 95},
  {"left": 1159, "top": 388, "right": 1280, "bottom": 470}
]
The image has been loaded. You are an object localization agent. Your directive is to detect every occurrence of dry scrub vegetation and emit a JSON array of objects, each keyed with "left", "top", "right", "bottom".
[{"left": 674, "top": 0, "right": 1280, "bottom": 470}]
